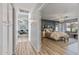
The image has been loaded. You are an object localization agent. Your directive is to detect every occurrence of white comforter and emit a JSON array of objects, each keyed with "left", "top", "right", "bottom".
[{"left": 50, "top": 32, "right": 69, "bottom": 40}]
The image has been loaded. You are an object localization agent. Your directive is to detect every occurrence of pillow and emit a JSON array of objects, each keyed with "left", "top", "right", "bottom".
[{"left": 45, "top": 28, "right": 53, "bottom": 33}]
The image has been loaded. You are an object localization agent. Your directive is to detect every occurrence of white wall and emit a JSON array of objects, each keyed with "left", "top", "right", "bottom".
[
  {"left": 29, "top": 3, "right": 46, "bottom": 52},
  {"left": 29, "top": 4, "right": 44, "bottom": 51},
  {"left": 29, "top": 10, "right": 41, "bottom": 51},
  {"left": 0, "top": 3, "right": 9, "bottom": 55},
  {"left": 77, "top": 4, "right": 79, "bottom": 54},
  {"left": 0, "top": 4, "right": 3, "bottom": 55},
  {"left": 2, "top": 4, "right": 9, "bottom": 55}
]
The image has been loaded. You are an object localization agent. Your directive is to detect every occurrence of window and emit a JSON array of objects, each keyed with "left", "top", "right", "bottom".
[
  {"left": 66, "top": 22, "right": 78, "bottom": 33},
  {"left": 55, "top": 25, "right": 58, "bottom": 31},
  {"left": 71, "top": 22, "right": 78, "bottom": 33},
  {"left": 66, "top": 23, "right": 71, "bottom": 32}
]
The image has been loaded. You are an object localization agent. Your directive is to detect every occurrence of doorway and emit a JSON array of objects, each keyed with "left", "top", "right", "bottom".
[
  {"left": 15, "top": 9, "right": 29, "bottom": 55},
  {"left": 41, "top": 3, "right": 78, "bottom": 55}
]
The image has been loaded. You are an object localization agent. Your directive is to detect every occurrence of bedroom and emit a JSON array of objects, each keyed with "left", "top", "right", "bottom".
[
  {"left": 13, "top": 3, "right": 78, "bottom": 55},
  {"left": 41, "top": 3, "right": 78, "bottom": 55}
]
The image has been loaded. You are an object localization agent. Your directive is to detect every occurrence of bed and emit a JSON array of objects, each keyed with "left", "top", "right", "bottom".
[
  {"left": 43, "top": 28, "right": 69, "bottom": 42},
  {"left": 50, "top": 32, "right": 69, "bottom": 41}
]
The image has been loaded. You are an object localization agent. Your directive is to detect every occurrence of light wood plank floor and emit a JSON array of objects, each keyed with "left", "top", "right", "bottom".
[{"left": 16, "top": 37, "right": 78, "bottom": 55}]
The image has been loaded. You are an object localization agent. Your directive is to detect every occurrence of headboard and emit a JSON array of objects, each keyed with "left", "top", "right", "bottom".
[{"left": 41, "top": 19, "right": 59, "bottom": 31}]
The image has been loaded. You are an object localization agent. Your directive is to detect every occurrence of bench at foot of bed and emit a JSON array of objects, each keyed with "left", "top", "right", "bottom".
[{"left": 60, "top": 37, "right": 69, "bottom": 42}]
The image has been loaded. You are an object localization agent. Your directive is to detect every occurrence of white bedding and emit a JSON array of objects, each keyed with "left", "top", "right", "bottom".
[
  {"left": 43, "top": 28, "right": 69, "bottom": 40},
  {"left": 50, "top": 32, "right": 69, "bottom": 40}
]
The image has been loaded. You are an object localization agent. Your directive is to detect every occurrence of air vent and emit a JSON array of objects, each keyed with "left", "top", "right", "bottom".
[{"left": 19, "top": 9, "right": 29, "bottom": 13}]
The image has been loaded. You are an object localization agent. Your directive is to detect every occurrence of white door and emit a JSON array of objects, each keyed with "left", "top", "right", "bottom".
[{"left": 2, "top": 4, "right": 14, "bottom": 55}]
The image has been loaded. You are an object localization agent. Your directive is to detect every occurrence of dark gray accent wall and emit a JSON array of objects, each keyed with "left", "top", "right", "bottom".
[{"left": 41, "top": 19, "right": 59, "bottom": 31}]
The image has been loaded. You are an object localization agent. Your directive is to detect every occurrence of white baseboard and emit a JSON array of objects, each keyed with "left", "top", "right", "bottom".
[{"left": 30, "top": 41, "right": 41, "bottom": 53}]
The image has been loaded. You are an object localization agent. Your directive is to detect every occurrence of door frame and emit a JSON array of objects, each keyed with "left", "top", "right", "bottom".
[{"left": 12, "top": 6, "right": 30, "bottom": 54}]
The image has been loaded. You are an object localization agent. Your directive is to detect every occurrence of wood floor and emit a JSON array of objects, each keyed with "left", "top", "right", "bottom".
[{"left": 16, "top": 36, "right": 78, "bottom": 55}]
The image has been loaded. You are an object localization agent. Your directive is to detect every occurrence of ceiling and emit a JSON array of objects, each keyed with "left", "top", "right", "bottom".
[
  {"left": 13, "top": 3, "right": 37, "bottom": 11},
  {"left": 41, "top": 3, "right": 79, "bottom": 21},
  {"left": 12, "top": 3, "right": 79, "bottom": 21}
]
